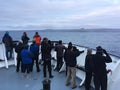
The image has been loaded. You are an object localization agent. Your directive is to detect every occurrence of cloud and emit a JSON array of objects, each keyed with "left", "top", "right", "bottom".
[{"left": 0, "top": 0, "right": 120, "bottom": 30}]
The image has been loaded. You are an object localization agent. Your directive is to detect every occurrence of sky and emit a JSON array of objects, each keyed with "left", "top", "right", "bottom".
[{"left": 0, "top": 0, "right": 120, "bottom": 30}]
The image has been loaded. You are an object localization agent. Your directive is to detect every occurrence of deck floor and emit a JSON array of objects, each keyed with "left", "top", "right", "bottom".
[{"left": 0, "top": 65, "right": 93, "bottom": 90}]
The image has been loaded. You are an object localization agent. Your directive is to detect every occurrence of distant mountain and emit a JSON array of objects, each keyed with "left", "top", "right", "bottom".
[
  {"left": 41, "top": 28, "right": 120, "bottom": 32},
  {"left": 0, "top": 28, "right": 120, "bottom": 32}
]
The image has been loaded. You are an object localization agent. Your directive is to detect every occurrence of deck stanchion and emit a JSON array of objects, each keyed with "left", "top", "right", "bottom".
[{"left": 42, "top": 79, "right": 51, "bottom": 90}]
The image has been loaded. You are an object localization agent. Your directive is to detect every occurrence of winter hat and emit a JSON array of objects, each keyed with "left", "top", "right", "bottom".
[
  {"left": 32, "top": 39, "right": 36, "bottom": 43},
  {"left": 5, "top": 31, "right": 9, "bottom": 35},
  {"left": 96, "top": 46, "right": 103, "bottom": 52}
]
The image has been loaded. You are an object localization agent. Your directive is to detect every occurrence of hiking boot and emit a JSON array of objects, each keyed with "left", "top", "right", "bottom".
[
  {"left": 72, "top": 85, "right": 77, "bottom": 89},
  {"left": 16, "top": 69, "right": 19, "bottom": 72},
  {"left": 37, "top": 69, "right": 40, "bottom": 72},
  {"left": 49, "top": 75, "right": 54, "bottom": 78},
  {"left": 44, "top": 75, "right": 46, "bottom": 78},
  {"left": 66, "top": 82, "right": 70, "bottom": 86}
]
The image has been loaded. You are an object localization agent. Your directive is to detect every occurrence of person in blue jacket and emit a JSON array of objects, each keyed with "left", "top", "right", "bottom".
[
  {"left": 21, "top": 45, "right": 32, "bottom": 76},
  {"left": 30, "top": 40, "right": 40, "bottom": 72}
]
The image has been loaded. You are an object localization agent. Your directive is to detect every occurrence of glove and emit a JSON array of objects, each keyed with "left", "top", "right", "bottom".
[{"left": 103, "top": 49, "right": 107, "bottom": 54}]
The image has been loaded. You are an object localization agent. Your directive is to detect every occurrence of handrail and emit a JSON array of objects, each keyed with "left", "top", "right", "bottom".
[
  {"left": 1, "top": 40, "right": 120, "bottom": 59},
  {"left": 63, "top": 42, "right": 120, "bottom": 59},
  {"left": 76, "top": 65, "right": 86, "bottom": 72},
  {"left": 4, "top": 40, "right": 120, "bottom": 59}
]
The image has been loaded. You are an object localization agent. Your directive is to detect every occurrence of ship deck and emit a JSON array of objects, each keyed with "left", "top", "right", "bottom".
[
  {"left": 0, "top": 64, "right": 93, "bottom": 90},
  {"left": 1, "top": 42, "right": 120, "bottom": 90}
]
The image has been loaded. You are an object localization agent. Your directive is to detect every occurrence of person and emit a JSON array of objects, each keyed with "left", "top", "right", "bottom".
[
  {"left": 85, "top": 49, "right": 94, "bottom": 90},
  {"left": 41, "top": 37, "right": 54, "bottom": 78},
  {"left": 64, "top": 42, "right": 73, "bottom": 75},
  {"left": 55, "top": 40, "right": 66, "bottom": 72},
  {"left": 33, "top": 32, "right": 41, "bottom": 46},
  {"left": 30, "top": 40, "right": 40, "bottom": 72},
  {"left": 93, "top": 46, "right": 112, "bottom": 90},
  {"left": 15, "top": 40, "right": 24, "bottom": 72},
  {"left": 21, "top": 32, "right": 30, "bottom": 45},
  {"left": 65, "top": 45, "right": 84, "bottom": 89},
  {"left": 2, "top": 31, "right": 13, "bottom": 60},
  {"left": 21, "top": 45, "right": 32, "bottom": 77}
]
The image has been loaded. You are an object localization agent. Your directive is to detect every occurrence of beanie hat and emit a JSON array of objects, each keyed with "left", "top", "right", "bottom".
[
  {"left": 5, "top": 31, "right": 9, "bottom": 35},
  {"left": 96, "top": 46, "right": 103, "bottom": 52},
  {"left": 32, "top": 39, "right": 36, "bottom": 43}
]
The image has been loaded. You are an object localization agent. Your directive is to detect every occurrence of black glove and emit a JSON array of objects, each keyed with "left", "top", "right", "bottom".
[
  {"left": 80, "top": 50, "right": 84, "bottom": 53},
  {"left": 103, "top": 49, "right": 107, "bottom": 54}
]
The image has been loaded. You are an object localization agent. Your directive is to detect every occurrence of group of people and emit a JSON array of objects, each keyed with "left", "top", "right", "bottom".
[
  {"left": 2, "top": 31, "right": 41, "bottom": 76},
  {"left": 2, "top": 31, "right": 112, "bottom": 90},
  {"left": 16, "top": 32, "right": 41, "bottom": 77},
  {"left": 85, "top": 46, "right": 112, "bottom": 90},
  {"left": 54, "top": 40, "right": 112, "bottom": 90}
]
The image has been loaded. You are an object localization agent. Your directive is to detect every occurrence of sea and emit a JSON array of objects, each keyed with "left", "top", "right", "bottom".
[{"left": 0, "top": 29, "right": 120, "bottom": 57}]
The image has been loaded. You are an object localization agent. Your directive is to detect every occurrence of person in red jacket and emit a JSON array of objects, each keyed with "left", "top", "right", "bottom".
[{"left": 33, "top": 32, "right": 41, "bottom": 46}]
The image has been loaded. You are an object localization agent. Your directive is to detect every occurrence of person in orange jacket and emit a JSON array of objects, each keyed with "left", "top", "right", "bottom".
[{"left": 33, "top": 32, "right": 41, "bottom": 46}]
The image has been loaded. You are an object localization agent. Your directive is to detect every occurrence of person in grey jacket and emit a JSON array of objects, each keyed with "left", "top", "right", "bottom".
[{"left": 55, "top": 40, "right": 66, "bottom": 71}]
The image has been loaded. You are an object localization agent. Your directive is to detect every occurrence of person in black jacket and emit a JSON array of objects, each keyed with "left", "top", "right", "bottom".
[
  {"left": 64, "top": 42, "right": 73, "bottom": 76},
  {"left": 65, "top": 46, "right": 84, "bottom": 89},
  {"left": 21, "top": 32, "right": 30, "bottom": 45},
  {"left": 15, "top": 40, "right": 24, "bottom": 72},
  {"left": 93, "top": 46, "right": 112, "bottom": 90},
  {"left": 2, "top": 31, "right": 13, "bottom": 60},
  {"left": 85, "top": 49, "right": 94, "bottom": 90},
  {"left": 41, "top": 38, "right": 54, "bottom": 78}
]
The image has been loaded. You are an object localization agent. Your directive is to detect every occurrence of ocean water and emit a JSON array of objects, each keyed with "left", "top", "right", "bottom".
[{"left": 0, "top": 30, "right": 120, "bottom": 56}]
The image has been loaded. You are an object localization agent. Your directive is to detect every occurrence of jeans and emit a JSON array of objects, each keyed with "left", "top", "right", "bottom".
[{"left": 5, "top": 46, "right": 13, "bottom": 60}]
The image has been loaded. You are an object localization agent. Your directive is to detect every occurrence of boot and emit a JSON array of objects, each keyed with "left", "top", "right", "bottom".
[{"left": 49, "top": 71, "right": 54, "bottom": 78}]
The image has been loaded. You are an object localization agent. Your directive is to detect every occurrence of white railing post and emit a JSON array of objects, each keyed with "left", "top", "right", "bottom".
[
  {"left": 2, "top": 43, "right": 8, "bottom": 68},
  {"left": 13, "top": 48, "right": 17, "bottom": 66},
  {"left": 59, "top": 61, "right": 66, "bottom": 72}
]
